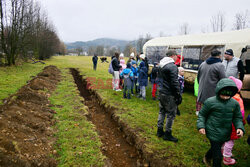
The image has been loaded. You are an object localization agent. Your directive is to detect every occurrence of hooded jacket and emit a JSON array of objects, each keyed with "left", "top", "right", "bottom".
[
  {"left": 197, "top": 78, "right": 245, "bottom": 142},
  {"left": 120, "top": 68, "right": 134, "bottom": 87},
  {"left": 138, "top": 61, "right": 148, "bottom": 86},
  {"left": 197, "top": 57, "right": 226, "bottom": 103},
  {"left": 158, "top": 57, "right": 180, "bottom": 97}
]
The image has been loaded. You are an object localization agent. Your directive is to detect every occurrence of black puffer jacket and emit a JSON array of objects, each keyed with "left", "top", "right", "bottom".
[
  {"left": 159, "top": 57, "right": 180, "bottom": 98},
  {"left": 112, "top": 57, "right": 121, "bottom": 71}
]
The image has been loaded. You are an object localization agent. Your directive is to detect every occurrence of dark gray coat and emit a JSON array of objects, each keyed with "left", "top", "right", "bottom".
[{"left": 197, "top": 57, "right": 226, "bottom": 103}]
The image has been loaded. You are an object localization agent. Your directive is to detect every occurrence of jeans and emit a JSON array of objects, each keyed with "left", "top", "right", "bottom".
[
  {"left": 206, "top": 140, "right": 224, "bottom": 167},
  {"left": 223, "top": 140, "right": 234, "bottom": 157},
  {"left": 157, "top": 94, "right": 177, "bottom": 132}
]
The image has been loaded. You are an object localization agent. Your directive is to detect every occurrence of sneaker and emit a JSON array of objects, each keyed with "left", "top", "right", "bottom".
[
  {"left": 223, "top": 157, "right": 236, "bottom": 165},
  {"left": 203, "top": 156, "right": 212, "bottom": 167},
  {"left": 196, "top": 111, "right": 199, "bottom": 116},
  {"left": 116, "top": 89, "right": 122, "bottom": 91}
]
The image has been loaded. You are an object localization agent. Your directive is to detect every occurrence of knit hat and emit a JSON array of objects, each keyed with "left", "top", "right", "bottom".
[
  {"left": 130, "top": 52, "right": 135, "bottom": 58},
  {"left": 140, "top": 54, "right": 145, "bottom": 60},
  {"left": 225, "top": 49, "right": 234, "bottom": 56},
  {"left": 131, "top": 60, "right": 137, "bottom": 65},
  {"left": 119, "top": 53, "right": 124, "bottom": 58},
  {"left": 229, "top": 76, "right": 242, "bottom": 92}
]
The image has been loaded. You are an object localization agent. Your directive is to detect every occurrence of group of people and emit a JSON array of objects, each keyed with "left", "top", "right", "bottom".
[
  {"left": 97, "top": 48, "right": 248, "bottom": 167},
  {"left": 110, "top": 52, "right": 149, "bottom": 100},
  {"left": 196, "top": 49, "right": 247, "bottom": 167}
]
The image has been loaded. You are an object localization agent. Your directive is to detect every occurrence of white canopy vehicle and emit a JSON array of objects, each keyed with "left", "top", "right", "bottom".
[{"left": 143, "top": 28, "right": 250, "bottom": 99}]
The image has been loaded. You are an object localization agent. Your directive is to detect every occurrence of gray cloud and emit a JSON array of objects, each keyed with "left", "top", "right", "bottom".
[{"left": 40, "top": 0, "right": 250, "bottom": 42}]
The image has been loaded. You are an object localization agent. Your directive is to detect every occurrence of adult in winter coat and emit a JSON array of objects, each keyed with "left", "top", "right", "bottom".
[
  {"left": 112, "top": 52, "right": 122, "bottom": 91},
  {"left": 156, "top": 50, "right": 182, "bottom": 142},
  {"left": 197, "top": 50, "right": 226, "bottom": 105},
  {"left": 222, "top": 49, "right": 245, "bottom": 81},
  {"left": 197, "top": 78, "right": 245, "bottom": 167},
  {"left": 92, "top": 54, "right": 98, "bottom": 70}
]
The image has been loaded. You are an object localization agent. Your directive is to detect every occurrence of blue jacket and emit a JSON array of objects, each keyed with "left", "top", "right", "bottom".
[
  {"left": 131, "top": 66, "right": 139, "bottom": 79},
  {"left": 139, "top": 62, "right": 148, "bottom": 86},
  {"left": 120, "top": 68, "right": 134, "bottom": 87}
]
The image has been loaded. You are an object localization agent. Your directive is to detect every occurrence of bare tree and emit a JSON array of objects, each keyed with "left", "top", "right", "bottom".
[
  {"left": 136, "top": 33, "right": 152, "bottom": 54},
  {"left": 233, "top": 10, "right": 249, "bottom": 30},
  {"left": 210, "top": 11, "right": 226, "bottom": 32},
  {"left": 96, "top": 45, "right": 104, "bottom": 56},
  {"left": 123, "top": 44, "right": 134, "bottom": 57},
  {"left": 178, "top": 23, "right": 190, "bottom": 35}
]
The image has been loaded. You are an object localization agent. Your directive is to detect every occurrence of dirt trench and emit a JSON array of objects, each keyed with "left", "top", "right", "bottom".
[
  {"left": 70, "top": 68, "right": 146, "bottom": 167},
  {"left": 0, "top": 65, "right": 61, "bottom": 167}
]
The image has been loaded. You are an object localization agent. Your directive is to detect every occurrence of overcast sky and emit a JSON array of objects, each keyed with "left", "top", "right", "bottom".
[{"left": 40, "top": 0, "right": 250, "bottom": 42}]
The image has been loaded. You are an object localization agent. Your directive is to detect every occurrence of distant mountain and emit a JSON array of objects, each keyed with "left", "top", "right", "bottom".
[{"left": 65, "top": 38, "right": 131, "bottom": 51}]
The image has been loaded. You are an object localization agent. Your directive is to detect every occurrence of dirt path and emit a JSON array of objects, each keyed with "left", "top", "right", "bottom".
[{"left": 70, "top": 68, "right": 145, "bottom": 167}]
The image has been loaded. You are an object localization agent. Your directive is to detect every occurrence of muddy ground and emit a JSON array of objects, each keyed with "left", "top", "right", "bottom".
[{"left": 0, "top": 65, "right": 61, "bottom": 167}]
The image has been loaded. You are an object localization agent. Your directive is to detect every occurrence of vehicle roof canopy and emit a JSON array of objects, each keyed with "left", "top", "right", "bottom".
[{"left": 143, "top": 28, "right": 250, "bottom": 57}]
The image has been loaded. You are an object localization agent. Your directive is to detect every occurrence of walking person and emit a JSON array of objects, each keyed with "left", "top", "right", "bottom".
[
  {"left": 222, "top": 76, "right": 245, "bottom": 165},
  {"left": 197, "top": 78, "right": 245, "bottom": 167},
  {"left": 197, "top": 50, "right": 226, "bottom": 116},
  {"left": 156, "top": 50, "right": 182, "bottom": 142},
  {"left": 92, "top": 53, "right": 98, "bottom": 70}
]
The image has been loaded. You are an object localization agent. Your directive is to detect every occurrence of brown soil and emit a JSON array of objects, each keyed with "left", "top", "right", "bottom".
[
  {"left": 70, "top": 68, "right": 146, "bottom": 167},
  {"left": 0, "top": 65, "right": 61, "bottom": 167}
]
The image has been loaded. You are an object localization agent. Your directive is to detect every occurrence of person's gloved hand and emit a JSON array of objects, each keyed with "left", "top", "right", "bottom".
[{"left": 175, "top": 94, "right": 182, "bottom": 105}]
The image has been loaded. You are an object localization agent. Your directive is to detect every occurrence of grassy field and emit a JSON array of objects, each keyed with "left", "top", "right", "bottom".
[{"left": 0, "top": 56, "right": 249, "bottom": 166}]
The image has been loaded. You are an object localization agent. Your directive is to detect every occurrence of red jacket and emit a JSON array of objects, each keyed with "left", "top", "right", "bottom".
[
  {"left": 175, "top": 55, "right": 184, "bottom": 66},
  {"left": 230, "top": 93, "right": 245, "bottom": 140}
]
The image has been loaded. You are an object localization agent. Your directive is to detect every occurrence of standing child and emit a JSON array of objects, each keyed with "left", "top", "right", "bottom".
[
  {"left": 131, "top": 60, "right": 138, "bottom": 95},
  {"left": 197, "top": 78, "right": 245, "bottom": 167},
  {"left": 151, "top": 62, "right": 159, "bottom": 100},
  {"left": 120, "top": 63, "right": 134, "bottom": 99},
  {"left": 177, "top": 67, "right": 185, "bottom": 115},
  {"left": 138, "top": 61, "right": 148, "bottom": 100},
  {"left": 119, "top": 53, "right": 126, "bottom": 89},
  {"left": 178, "top": 67, "right": 185, "bottom": 94},
  {"left": 222, "top": 76, "right": 245, "bottom": 165}
]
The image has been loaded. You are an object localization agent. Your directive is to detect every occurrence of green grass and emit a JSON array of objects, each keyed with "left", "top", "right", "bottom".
[
  {"left": 1, "top": 56, "right": 249, "bottom": 166},
  {"left": 49, "top": 68, "right": 106, "bottom": 167},
  {"left": 0, "top": 63, "right": 45, "bottom": 104}
]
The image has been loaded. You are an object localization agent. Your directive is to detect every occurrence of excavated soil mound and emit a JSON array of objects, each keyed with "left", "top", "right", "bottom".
[{"left": 0, "top": 65, "right": 60, "bottom": 167}]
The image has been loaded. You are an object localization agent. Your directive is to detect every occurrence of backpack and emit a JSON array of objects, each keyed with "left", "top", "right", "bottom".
[
  {"left": 108, "top": 59, "right": 114, "bottom": 74},
  {"left": 123, "top": 71, "right": 132, "bottom": 85}
]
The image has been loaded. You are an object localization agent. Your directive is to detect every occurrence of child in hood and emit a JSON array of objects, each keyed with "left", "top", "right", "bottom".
[
  {"left": 120, "top": 63, "right": 134, "bottom": 99},
  {"left": 131, "top": 60, "right": 139, "bottom": 95},
  {"left": 221, "top": 76, "right": 245, "bottom": 165},
  {"left": 197, "top": 78, "right": 245, "bottom": 167},
  {"left": 138, "top": 61, "right": 148, "bottom": 100}
]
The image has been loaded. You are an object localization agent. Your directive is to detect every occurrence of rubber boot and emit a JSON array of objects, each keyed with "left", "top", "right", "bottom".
[
  {"left": 163, "top": 131, "right": 178, "bottom": 142},
  {"left": 127, "top": 93, "right": 131, "bottom": 99},
  {"left": 157, "top": 127, "right": 164, "bottom": 137},
  {"left": 123, "top": 93, "right": 127, "bottom": 99}
]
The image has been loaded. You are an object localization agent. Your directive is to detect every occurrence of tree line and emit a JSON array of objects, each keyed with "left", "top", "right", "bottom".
[{"left": 0, "top": 0, "right": 66, "bottom": 66}]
